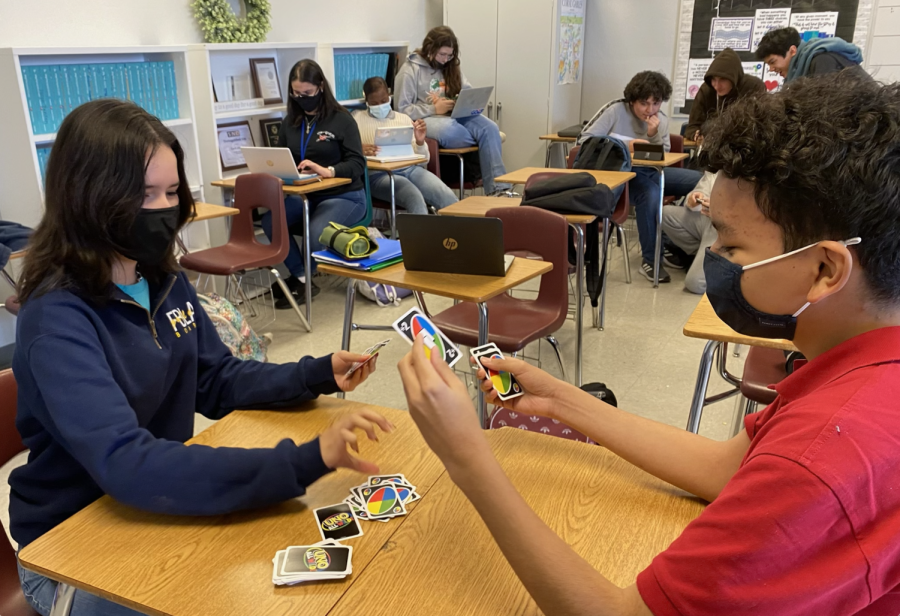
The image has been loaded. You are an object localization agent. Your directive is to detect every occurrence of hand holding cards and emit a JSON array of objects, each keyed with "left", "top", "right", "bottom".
[
  {"left": 471, "top": 343, "right": 524, "bottom": 401},
  {"left": 392, "top": 307, "right": 462, "bottom": 368},
  {"left": 346, "top": 338, "right": 391, "bottom": 376}
]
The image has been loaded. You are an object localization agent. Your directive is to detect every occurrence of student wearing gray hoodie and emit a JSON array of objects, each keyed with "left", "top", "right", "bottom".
[{"left": 395, "top": 26, "right": 510, "bottom": 195}]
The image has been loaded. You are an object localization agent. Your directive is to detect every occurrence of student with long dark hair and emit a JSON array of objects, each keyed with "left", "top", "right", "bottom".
[
  {"left": 264, "top": 59, "right": 367, "bottom": 308},
  {"left": 395, "top": 26, "right": 510, "bottom": 196},
  {"left": 12, "top": 99, "right": 389, "bottom": 616}
]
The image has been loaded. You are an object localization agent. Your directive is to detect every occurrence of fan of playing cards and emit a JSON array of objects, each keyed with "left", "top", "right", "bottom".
[{"left": 344, "top": 474, "right": 420, "bottom": 522}]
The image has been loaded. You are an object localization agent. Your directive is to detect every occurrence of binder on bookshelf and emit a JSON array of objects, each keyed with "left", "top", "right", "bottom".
[
  {"left": 20, "top": 66, "right": 40, "bottom": 134},
  {"left": 165, "top": 61, "right": 179, "bottom": 120}
]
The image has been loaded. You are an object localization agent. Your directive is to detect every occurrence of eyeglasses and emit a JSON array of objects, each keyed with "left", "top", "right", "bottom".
[
  {"left": 435, "top": 52, "right": 454, "bottom": 62},
  {"left": 290, "top": 88, "right": 319, "bottom": 99}
]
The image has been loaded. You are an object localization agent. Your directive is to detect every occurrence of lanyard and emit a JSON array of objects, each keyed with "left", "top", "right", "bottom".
[{"left": 300, "top": 119, "right": 317, "bottom": 161}]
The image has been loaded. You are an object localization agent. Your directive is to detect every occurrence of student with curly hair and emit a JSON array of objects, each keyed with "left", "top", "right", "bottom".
[
  {"left": 582, "top": 71, "right": 702, "bottom": 282},
  {"left": 401, "top": 69, "right": 900, "bottom": 616}
]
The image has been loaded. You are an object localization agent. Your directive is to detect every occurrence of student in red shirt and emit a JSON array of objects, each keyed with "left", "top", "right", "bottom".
[{"left": 397, "top": 70, "right": 900, "bottom": 615}]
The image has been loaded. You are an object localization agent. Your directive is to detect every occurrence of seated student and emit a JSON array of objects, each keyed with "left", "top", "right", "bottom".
[
  {"left": 265, "top": 59, "right": 367, "bottom": 308},
  {"left": 352, "top": 76, "right": 458, "bottom": 216},
  {"left": 661, "top": 170, "right": 716, "bottom": 294},
  {"left": 581, "top": 71, "right": 702, "bottom": 282},
  {"left": 12, "top": 99, "right": 391, "bottom": 616},
  {"left": 756, "top": 26, "right": 864, "bottom": 82},
  {"left": 399, "top": 71, "right": 900, "bottom": 615},
  {"left": 395, "top": 26, "right": 511, "bottom": 196},
  {"left": 683, "top": 48, "right": 765, "bottom": 143}
]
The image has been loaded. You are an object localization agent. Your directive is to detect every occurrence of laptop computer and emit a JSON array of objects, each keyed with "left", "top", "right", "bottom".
[
  {"left": 397, "top": 214, "right": 510, "bottom": 277},
  {"left": 450, "top": 86, "right": 494, "bottom": 120},
  {"left": 241, "top": 147, "right": 319, "bottom": 183},
  {"left": 366, "top": 126, "right": 427, "bottom": 163},
  {"left": 631, "top": 142, "right": 665, "bottom": 162}
]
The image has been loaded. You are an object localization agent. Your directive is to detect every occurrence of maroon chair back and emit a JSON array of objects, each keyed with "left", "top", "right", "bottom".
[
  {"left": 489, "top": 408, "right": 596, "bottom": 444},
  {"left": 425, "top": 138, "right": 441, "bottom": 178},
  {"left": 0, "top": 368, "right": 40, "bottom": 616},
  {"left": 740, "top": 347, "right": 788, "bottom": 406},
  {"left": 669, "top": 134, "right": 685, "bottom": 168},
  {"left": 485, "top": 206, "right": 569, "bottom": 331},
  {"left": 566, "top": 146, "right": 580, "bottom": 169}
]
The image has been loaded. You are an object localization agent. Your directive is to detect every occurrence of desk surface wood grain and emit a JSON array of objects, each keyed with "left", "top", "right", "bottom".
[
  {"left": 495, "top": 167, "right": 634, "bottom": 189},
  {"left": 211, "top": 177, "right": 351, "bottom": 195},
  {"left": 631, "top": 152, "right": 689, "bottom": 168}
]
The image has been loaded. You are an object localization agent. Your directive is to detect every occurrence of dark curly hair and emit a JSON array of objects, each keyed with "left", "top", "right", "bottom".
[
  {"left": 702, "top": 71, "right": 900, "bottom": 305},
  {"left": 755, "top": 27, "right": 801, "bottom": 60},
  {"left": 623, "top": 71, "right": 672, "bottom": 104}
]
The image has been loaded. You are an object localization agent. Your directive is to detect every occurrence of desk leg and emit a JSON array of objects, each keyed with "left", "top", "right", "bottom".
[
  {"left": 544, "top": 142, "right": 552, "bottom": 168},
  {"left": 570, "top": 222, "right": 585, "bottom": 386},
  {"left": 337, "top": 280, "right": 357, "bottom": 400},
  {"left": 686, "top": 340, "right": 719, "bottom": 434},
  {"left": 222, "top": 187, "right": 234, "bottom": 209},
  {"left": 301, "top": 194, "right": 313, "bottom": 329},
  {"left": 477, "top": 302, "right": 489, "bottom": 428},
  {"left": 389, "top": 171, "right": 398, "bottom": 238},
  {"left": 653, "top": 167, "right": 665, "bottom": 288},
  {"left": 598, "top": 217, "right": 611, "bottom": 331},
  {"left": 457, "top": 154, "right": 465, "bottom": 200},
  {"left": 49, "top": 582, "right": 75, "bottom": 616}
]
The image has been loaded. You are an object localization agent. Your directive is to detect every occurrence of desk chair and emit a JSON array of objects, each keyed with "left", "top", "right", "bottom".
[
  {"left": 432, "top": 139, "right": 482, "bottom": 200},
  {"left": 179, "top": 174, "right": 311, "bottom": 331},
  {"left": 429, "top": 206, "right": 569, "bottom": 381},
  {"left": 370, "top": 139, "right": 441, "bottom": 230},
  {"left": 489, "top": 408, "right": 595, "bottom": 444},
  {"left": 730, "top": 347, "right": 787, "bottom": 435},
  {"left": 0, "top": 369, "right": 39, "bottom": 616}
]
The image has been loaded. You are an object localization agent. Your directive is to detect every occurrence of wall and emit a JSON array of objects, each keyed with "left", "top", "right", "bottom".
[{"left": 868, "top": 0, "right": 900, "bottom": 81}]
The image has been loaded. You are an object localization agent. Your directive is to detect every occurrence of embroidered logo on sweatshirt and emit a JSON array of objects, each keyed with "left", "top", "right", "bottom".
[
  {"left": 429, "top": 78, "right": 446, "bottom": 97},
  {"left": 165, "top": 302, "right": 196, "bottom": 338},
  {"left": 316, "top": 131, "right": 335, "bottom": 142}
]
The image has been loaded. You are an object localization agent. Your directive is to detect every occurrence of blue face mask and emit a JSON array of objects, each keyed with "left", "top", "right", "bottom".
[
  {"left": 368, "top": 99, "right": 392, "bottom": 120},
  {"left": 703, "top": 237, "right": 861, "bottom": 340}
]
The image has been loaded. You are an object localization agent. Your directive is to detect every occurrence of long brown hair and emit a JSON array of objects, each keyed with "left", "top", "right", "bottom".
[
  {"left": 18, "top": 99, "right": 194, "bottom": 304},
  {"left": 286, "top": 59, "right": 346, "bottom": 127},
  {"left": 417, "top": 26, "right": 463, "bottom": 99}
]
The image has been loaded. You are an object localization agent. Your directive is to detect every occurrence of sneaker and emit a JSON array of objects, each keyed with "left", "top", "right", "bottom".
[
  {"left": 275, "top": 280, "right": 320, "bottom": 309},
  {"left": 663, "top": 245, "right": 689, "bottom": 270},
  {"left": 640, "top": 260, "right": 671, "bottom": 283}
]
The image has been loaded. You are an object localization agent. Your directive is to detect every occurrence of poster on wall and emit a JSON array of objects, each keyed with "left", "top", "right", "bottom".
[
  {"left": 742, "top": 61, "right": 765, "bottom": 80},
  {"left": 751, "top": 8, "right": 792, "bottom": 52},
  {"left": 686, "top": 58, "right": 713, "bottom": 100},
  {"left": 708, "top": 17, "right": 755, "bottom": 51},
  {"left": 790, "top": 11, "right": 839, "bottom": 40},
  {"left": 557, "top": 0, "right": 585, "bottom": 85}
]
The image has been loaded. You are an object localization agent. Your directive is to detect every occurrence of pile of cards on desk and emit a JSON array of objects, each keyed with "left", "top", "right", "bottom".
[
  {"left": 273, "top": 540, "right": 354, "bottom": 585},
  {"left": 344, "top": 474, "right": 420, "bottom": 522}
]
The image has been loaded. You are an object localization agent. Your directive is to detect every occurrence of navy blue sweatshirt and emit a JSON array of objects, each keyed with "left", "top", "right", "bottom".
[{"left": 10, "top": 272, "right": 338, "bottom": 548}]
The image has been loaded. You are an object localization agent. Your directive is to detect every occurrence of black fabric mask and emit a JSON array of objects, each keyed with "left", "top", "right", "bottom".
[
  {"left": 117, "top": 206, "right": 181, "bottom": 266},
  {"left": 295, "top": 92, "right": 322, "bottom": 113}
]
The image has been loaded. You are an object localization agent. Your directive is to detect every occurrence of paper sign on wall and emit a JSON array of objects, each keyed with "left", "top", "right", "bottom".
[
  {"left": 751, "top": 8, "right": 792, "bottom": 52},
  {"left": 557, "top": 0, "right": 586, "bottom": 85},
  {"left": 790, "top": 12, "right": 839, "bottom": 41},
  {"left": 708, "top": 17, "right": 754, "bottom": 51},
  {"left": 742, "top": 61, "right": 765, "bottom": 80},
  {"left": 686, "top": 58, "right": 713, "bottom": 100}
]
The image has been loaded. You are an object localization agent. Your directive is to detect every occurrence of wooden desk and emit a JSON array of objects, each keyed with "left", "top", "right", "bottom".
[
  {"left": 331, "top": 427, "right": 705, "bottom": 615},
  {"left": 495, "top": 166, "right": 634, "bottom": 189},
  {"left": 631, "top": 152, "right": 689, "bottom": 168},
  {"left": 682, "top": 296, "right": 797, "bottom": 434},
  {"left": 319, "top": 258, "right": 552, "bottom": 427},
  {"left": 190, "top": 201, "right": 238, "bottom": 223},
  {"left": 438, "top": 147, "right": 480, "bottom": 199},
  {"left": 210, "top": 177, "right": 352, "bottom": 329},
  {"left": 18, "top": 399, "right": 446, "bottom": 616},
  {"left": 539, "top": 133, "right": 578, "bottom": 143},
  {"left": 439, "top": 196, "right": 592, "bottom": 386},
  {"left": 684, "top": 139, "right": 698, "bottom": 149},
  {"left": 366, "top": 158, "right": 426, "bottom": 238},
  {"left": 538, "top": 133, "right": 578, "bottom": 168}
]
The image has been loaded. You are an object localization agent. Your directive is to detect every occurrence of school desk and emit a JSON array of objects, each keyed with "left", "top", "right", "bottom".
[
  {"left": 317, "top": 258, "right": 552, "bottom": 429},
  {"left": 439, "top": 195, "right": 594, "bottom": 387},
  {"left": 682, "top": 295, "right": 797, "bottom": 434},
  {"left": 539, "top": 132, "right": 578, "bottom": 167},
  {"left": 211, "top": 177, "right": 352, "bottom": 329},
  {"left": 438, "top": 146, "right": 480, "bottom": 200},
  {"left": 631, "top": 153, "right": 690, "bottom": 288},
  {"left": 20, "top": 403, "right": 705, "bottom": 616},
  {"left": 366, "top": 158, "right": 427, "bottom": 238}
]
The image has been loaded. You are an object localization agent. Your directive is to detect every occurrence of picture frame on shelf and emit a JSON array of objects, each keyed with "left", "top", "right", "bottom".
[
  {"left": 216, "top": 121, "right": 254, "bottom": 172},
  {"left": 249, "top": 58, "right": 283, "bottom": 105},
  {"left": 259, "top": 117, "right": 283, "bottom": 147}
]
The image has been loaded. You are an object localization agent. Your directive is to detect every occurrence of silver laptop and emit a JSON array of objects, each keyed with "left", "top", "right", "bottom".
[
  {"left": 241, "top": 147, "right": 318, "bottom": 183},
  {"left": 367, "top": 126, "right": 427, "bottom": 163},
  {"left": 451, "top": 86, "right": 494, "bottom": 120}
]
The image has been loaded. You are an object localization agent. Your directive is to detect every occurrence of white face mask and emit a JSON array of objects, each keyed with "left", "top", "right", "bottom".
[{"left": 368, "top": 98, "right": 392, "bottom": 120}]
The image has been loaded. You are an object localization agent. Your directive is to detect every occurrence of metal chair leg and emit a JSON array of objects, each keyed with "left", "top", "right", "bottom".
[
  {"left": 544, "top": 335, "right": 568, "bottom": 383},
  {"left": 616, "top": 224, "right": 632, "bottom": 284},
  {"left": 732, "top": 396, "right": 757, "bottom": 437},
  {"left": 732, "top": 344, "right": 743, "bottom": 358},
  {"left": 230, "top": 274, "right": 258, "bottom": 318},
  {"left": 271, "top": 268, "right": 311, "bottom": 332}
]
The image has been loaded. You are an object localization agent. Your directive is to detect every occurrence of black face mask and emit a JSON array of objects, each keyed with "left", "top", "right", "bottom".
[
  {"left": 117, "top": 206, "right": 181, "bottom": 267},
  {"left": 293, "top": 91, "right": 322, "bottom": 113}
]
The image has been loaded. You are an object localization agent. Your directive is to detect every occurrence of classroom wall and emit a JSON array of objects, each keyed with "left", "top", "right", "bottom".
[{"left": 868, "top": 0, "right": 900, "bottom": 82}]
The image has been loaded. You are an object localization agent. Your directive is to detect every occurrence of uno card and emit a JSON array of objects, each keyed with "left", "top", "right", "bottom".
[
  {"left": 281, "top": 545, "right": 352, "bottom": 576},
  {"left": 361, "top": 484, "right": 407, "bottom": 520},
  {"left": 313, "top": 503, "right": 363, "bottom": 542},
  {"left": 391, "top": 307, "right": 462, "bottom": 368},
  {"left": 367, "top": 474, "right": 407, "bottom": 486},
  {"left": 470, "top": 343, "right": 524, "bottom": 401},
  {"left": 346, "top": 339, "right": 391, "bottom": 376}
]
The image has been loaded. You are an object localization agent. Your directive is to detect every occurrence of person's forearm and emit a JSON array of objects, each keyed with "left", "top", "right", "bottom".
[
  {"left": 451, "top": 453, "right": 643, "bottom": 616},
  {"left": 551, "top": 386, "right": 747, "bottom": 502}
]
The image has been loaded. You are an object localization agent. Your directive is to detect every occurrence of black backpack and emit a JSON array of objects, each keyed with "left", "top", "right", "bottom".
[
  {"left": 574, "top": 135, "right": 632, "bottom": 173},
  {"left": 521, "top": 173, "right": 616, "bottom": 218},
  {"left": 580, "top": 382, "right": 618, "bottom": 407}
]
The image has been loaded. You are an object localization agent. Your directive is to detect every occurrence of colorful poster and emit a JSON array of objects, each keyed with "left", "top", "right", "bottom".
[
  {"left": 751, "top": 8, "right": 792, "bottom": 52},
  {"left": 686, "top": 58, "right": 713, "bottom": 100},
  {"left": 762, "top": 66, "right": 784, "bottom": 93},
  {"left": 742, "top": 61, "right": 765, "bottom": 81},
  {"left": 790, "top": 11, "right": 839, "bottom": 41},
  {"left": 708, "top": 17, "right": 754, "bottom": 52},
  {"left": 557, "top": 0, "right": 585, "bottom": 85}
]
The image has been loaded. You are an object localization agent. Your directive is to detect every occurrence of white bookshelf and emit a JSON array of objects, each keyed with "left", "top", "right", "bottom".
[
  {"left": 0, "top": 46, "right": 206, "bottom": 231},
  {"left": 318, "top": 41, "right": 409, "bottom": 107}
]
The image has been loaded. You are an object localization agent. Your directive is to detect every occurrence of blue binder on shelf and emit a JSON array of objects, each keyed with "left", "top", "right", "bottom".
[
  {"left": 164, "top": 62, "right": 179, "bottom": 120},
  {"left": 313, "top": 238, "right": 402, "bottom": 270},
  {"left": 21, "top": 66, "right": 40, "bottom": 134}
]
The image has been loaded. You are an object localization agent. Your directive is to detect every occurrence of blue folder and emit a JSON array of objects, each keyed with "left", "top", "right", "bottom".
[{"left": 313, "top": 238, "right": 402, "bottom": 270}]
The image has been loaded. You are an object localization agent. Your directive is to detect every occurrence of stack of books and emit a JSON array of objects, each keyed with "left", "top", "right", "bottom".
[
  {"left": 313, "top": 238, "right": 402, "bottom": 272},
  {"left": 21, "top": 61, "right": 180, "bottom": 134},
  {"left": 333, "top": 53, "right": 390, "bottom": 101}
]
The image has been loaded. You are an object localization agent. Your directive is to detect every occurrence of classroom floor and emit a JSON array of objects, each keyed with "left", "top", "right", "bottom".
[{"left": 195, "top": 233, "right": 746, "bottom": 443}]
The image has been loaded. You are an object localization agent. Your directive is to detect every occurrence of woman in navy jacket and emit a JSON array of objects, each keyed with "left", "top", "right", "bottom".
[{"left": 11, "top": 99, "right": 390, "bottom": 616}]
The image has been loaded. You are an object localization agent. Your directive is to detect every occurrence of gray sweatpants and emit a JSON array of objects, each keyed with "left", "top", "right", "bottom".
[{"left": 662, "top": 205, "right": 718, "bottom": 295}]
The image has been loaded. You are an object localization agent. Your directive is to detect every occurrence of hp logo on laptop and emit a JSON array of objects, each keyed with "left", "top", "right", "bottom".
[
  {"left": 266, "top": 160, "right": 274, "bottom": 166},
  {"left": 443, "top": 238, "right": 458, "bottom": 250}
]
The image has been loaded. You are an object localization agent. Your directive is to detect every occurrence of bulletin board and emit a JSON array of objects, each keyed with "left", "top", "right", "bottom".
[{"left": 672, "top": 0, "right": 875, "bottom": 113}]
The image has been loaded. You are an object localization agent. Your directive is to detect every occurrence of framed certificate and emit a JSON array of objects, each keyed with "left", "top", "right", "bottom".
[
  {"left": 216, "top": 121, "right": 255, "bottom": 171},
  {"left": 260, "top": 117, "right": 283, "bottom": 147},
  {"left": 250, "top": 57, "right": 283, "bottom": 105}
]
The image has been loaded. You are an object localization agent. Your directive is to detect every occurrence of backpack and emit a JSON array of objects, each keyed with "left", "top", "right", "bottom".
[
  {"left": 354, "top": 227, "right": 413, "bottom": 307},
  {"left": 574, "top": 135, "right": 632, "bottom": 173},
  {"left": 580, "top": 382, "right": 618, "bottom": 407},
  {"left": 198, "top": 293, "right": 269, "bottom": 362},
  {"left": 521, "top": 173, "right": 616, "bottom": 218}
]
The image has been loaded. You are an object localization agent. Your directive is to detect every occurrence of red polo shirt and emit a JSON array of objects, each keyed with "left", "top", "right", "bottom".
[{"left": 637, "top": 327, "right": 900, "bottom": 616}]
